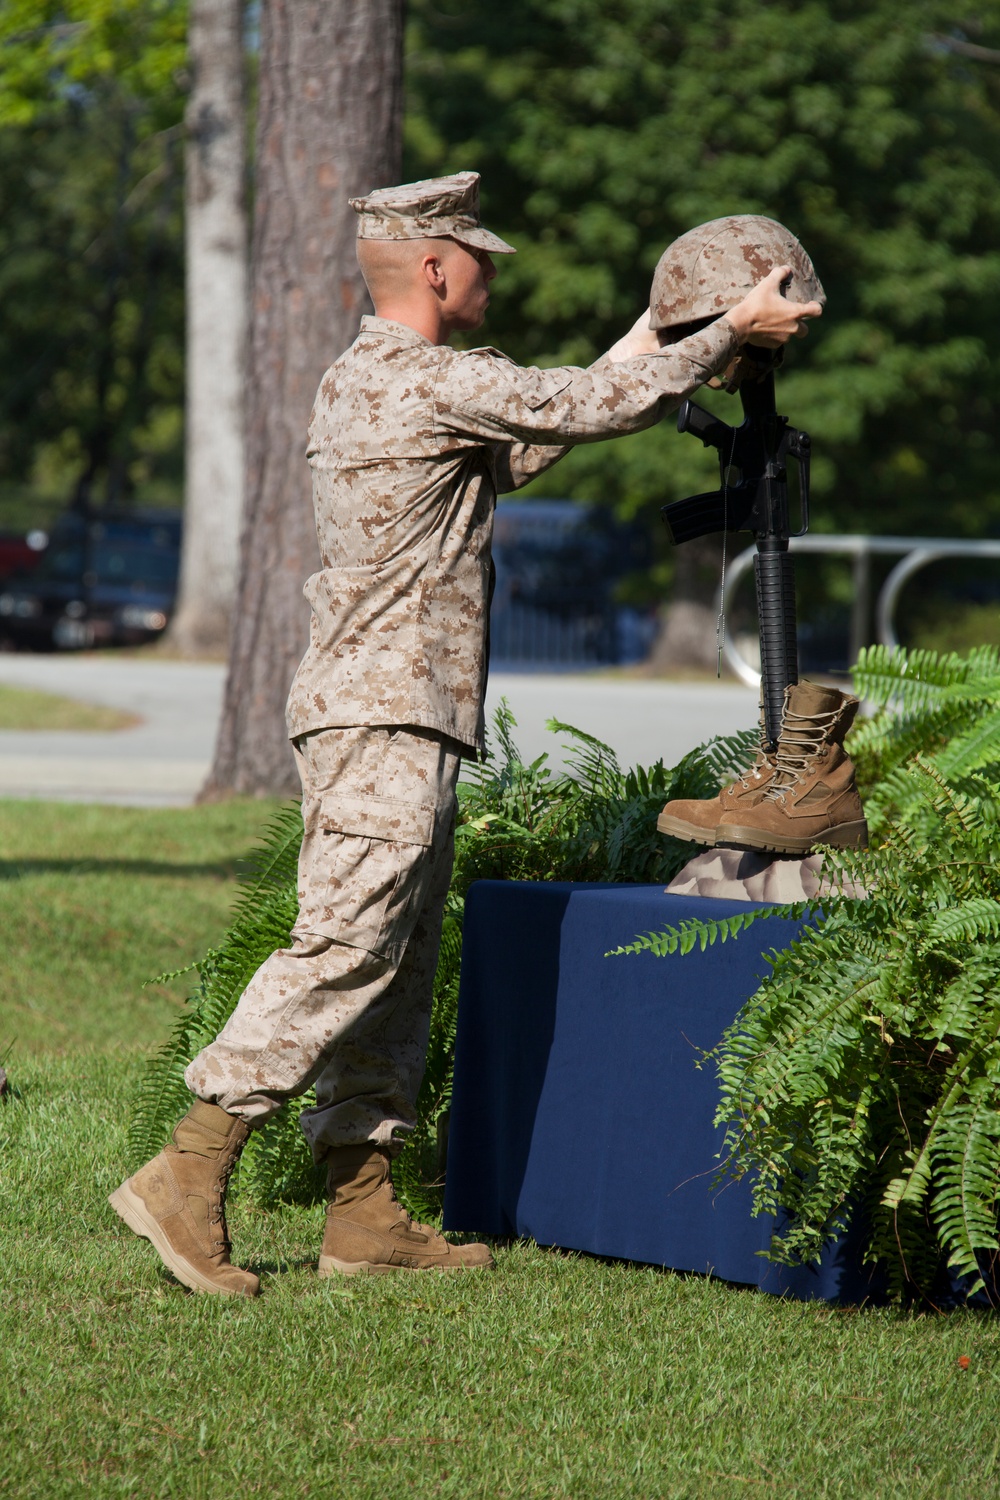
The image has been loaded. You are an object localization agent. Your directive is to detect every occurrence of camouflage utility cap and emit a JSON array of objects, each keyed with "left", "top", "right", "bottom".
[
  {"left": 350, "top": 171, "right": 516, "bottom": 255},
  {"left": 650, "top": 215, "right": 825, "bottom": 331}
]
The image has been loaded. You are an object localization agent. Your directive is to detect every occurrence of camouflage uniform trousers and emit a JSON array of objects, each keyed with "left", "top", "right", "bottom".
[{"left": 185, "top": 725, "right": 461, "bottom": 1160}]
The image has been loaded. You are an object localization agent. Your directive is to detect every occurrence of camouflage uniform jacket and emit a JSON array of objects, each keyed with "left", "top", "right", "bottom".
[{"left": 286, "top": 313, "right": 739, "bottom": 754}]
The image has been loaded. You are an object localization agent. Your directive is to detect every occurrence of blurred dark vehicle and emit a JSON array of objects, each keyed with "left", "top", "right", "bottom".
[
  {"left": 0, "top": 510, "right": 181, "bottom": 650},
  {"left": 0, "top": 529, "right": 48, "bottom": 582},
  {"left": 490, "top": 500, "right": 655, "bottom": 668}
]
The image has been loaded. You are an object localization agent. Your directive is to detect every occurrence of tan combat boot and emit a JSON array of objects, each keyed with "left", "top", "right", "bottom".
[
  {"left": 656, "top": 704, "right": 777, "bottom": 847},
  {"left": 319, "top": 1144, "right": 494, "bottom": 1277},
  {"left": 715, "top": 682, "right": 867, "bottom": 855},
  {"left": 108, "top": 1100, "right": 259, "bottom": 1297}
]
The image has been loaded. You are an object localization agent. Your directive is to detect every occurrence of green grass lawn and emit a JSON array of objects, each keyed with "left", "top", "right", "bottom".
[
  {"left": 1, "top": 798, "right": 998, "bottom": 1498},
  {"left": 0, "top": 798, "right": 280, "bottom": 1053},
  {"left": 0, "top": 682, "right": 138, "bottom": 731}
]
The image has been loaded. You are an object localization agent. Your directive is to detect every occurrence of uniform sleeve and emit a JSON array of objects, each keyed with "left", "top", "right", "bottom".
[
  {"left": 493, "top": 438, "right": 571, "bottom": 493},
  {"left": 433, "top": 318, "right": 739, "bottom": 449}
]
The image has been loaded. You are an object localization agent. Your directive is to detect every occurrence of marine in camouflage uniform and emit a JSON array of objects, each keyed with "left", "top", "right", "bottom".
[{"left": 110, "top": 173, "right": 819, "bottom": 1294}]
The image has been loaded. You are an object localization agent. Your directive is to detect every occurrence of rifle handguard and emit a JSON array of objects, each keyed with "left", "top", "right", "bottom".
[{"left": 663, "top": 371, "right": 811, "bottom": 745}]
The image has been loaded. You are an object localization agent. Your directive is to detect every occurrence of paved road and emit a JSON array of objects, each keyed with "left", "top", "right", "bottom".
[
  {"left": 0, "top": 655, "right": 225, "bottom": 805},
  {"left": 483, "top": 673, "right": 757, "bottom": 773},
  {"left": 0, "top": 654, "right": 758, "bottom": 805}
]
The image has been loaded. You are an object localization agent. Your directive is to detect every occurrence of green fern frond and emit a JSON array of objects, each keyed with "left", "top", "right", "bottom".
[
  {"left": 853, "top": 642, "right": 1000, "bottom": 709},
  {"left": 486, "top": 697, "right": 523, "bottom": 773},
  {"left": 925, "top": 968, "right": 997, "bottom": 1043},
  {"left": 927, "top": 899, "right": 1000, "bottom": 945},
  {"left": 608, "top": 904, "right": 808, "bottom": 959},
  {"left": 545, "top": 717, "right": 621, "bottom": 799},
  {"left": 930, "top": 1071, "right": 1000, "bottom": 1294},
  {"left": 688, "top": 726, "right": 758, "bottom": 784},
  {"left": 936, "top": 705, "right": 1000, "bottom": 777}
]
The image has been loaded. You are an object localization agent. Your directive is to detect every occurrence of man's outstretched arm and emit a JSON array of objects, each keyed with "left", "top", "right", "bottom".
[
  {"left": 437, "top": 315, "right": 739, "bottom": 454},
  {"left": 473, "top": 265, "right": 822, "bottom": 488},
  {"left": 488, "top": 316, "right": 737, "bottom": 491}
]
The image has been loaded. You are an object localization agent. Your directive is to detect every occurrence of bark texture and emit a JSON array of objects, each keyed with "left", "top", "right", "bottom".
[
  {"left": 171, "top": 0, "right": 248, "bottom": 657},
  {"left": 202, "top": 0, "right": 404, "bottom": 797},
  {"left": 647, "top": 535, "right": 725, "bottom": 674}
]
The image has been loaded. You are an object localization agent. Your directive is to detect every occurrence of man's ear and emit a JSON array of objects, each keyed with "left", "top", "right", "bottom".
[{"left": 421, "top": 252, "right": 446, "bottom": 292}]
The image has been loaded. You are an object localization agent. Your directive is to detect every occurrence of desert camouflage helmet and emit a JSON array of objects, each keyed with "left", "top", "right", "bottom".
[{"left": 650, "top": 215, "right": 825, "bottom": 332}]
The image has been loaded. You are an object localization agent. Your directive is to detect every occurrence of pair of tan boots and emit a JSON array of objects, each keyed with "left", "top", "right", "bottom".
[
  {"left": 658, "top": 681, "right": 868, "bottom": 854},
  {"left": 109, "top": 1106, "right": 491, "bottom": 1297}
]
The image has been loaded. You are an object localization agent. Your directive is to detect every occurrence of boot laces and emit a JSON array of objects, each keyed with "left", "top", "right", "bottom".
[
  {"left": 208, "top": 1153, "right": 237, "bottom": 1251},
  {"left": 385, "top": 1172, "right": 408, "bottom": 1221},
  {"left": 764, "top": 707, "right": 841, "bottom": 802},
  {"left": 736, "top": 753, "right": 771, "bottom": 790},
  {"left": 734, "top": 705, "right": 774, "bottom": 789}
]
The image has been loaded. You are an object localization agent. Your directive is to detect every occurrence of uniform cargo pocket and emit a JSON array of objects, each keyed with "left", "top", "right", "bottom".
[
  {"left": 316, "top": 794, "right": 435, "bottom": 847},
  {"left": 295, "top": 823, "right": 431, "bottom": 956}
]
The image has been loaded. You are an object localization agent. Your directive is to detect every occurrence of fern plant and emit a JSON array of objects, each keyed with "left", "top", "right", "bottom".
[
  {"left": 850, "top": 642, "right": 1000, "bottom": 823},
  {"left": 616, "top": 646, "right": 1000, "bottom": 1303},
  {"left": 132, "top": 704, "right": 756, "bottom": 1218}
]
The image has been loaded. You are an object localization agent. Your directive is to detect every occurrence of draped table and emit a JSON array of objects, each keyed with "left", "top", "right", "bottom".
[{"left": 443, "top": 880, "right": 879, "bottom": 1302}]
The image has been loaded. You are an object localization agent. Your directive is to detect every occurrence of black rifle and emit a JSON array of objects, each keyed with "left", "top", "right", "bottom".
[{"left": 661, "top": 349, "right": 811, "bottom": 750}]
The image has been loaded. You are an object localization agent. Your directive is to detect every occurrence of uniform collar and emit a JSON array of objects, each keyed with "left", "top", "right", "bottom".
[{"left": 359, "top": 315, "right": 435, "bottom": 345}]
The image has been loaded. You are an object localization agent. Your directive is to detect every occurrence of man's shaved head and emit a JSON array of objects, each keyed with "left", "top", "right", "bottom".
[
  {"left": 358, "top": 237, "right": 459, "bottom": 307},
  {"left": 356, "top": 233, "right": 497, "bottom": 343}
]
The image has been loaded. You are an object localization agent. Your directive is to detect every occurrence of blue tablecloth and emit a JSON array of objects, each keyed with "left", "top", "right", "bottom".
[{"left": 443, "top": 880, "right": 881, "bottom": 1302}]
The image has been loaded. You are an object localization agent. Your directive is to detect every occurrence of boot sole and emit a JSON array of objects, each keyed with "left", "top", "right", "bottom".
[
  {"left": 108, "top": 1181, "right": 259, "bottom": 1297},
  {"left": 715, "top": 819, "right": 869, "bottom": 857},
  {"left": 656, "top": 810, "right": 718, "bottom": 846},
  {"left": 317, "top": 1253, "right": 491, "bottom": 1277}
]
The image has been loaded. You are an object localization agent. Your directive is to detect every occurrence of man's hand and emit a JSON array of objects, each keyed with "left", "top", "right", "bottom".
[
  {"left": 605, "top": 264, "right": 821, "bottom": 363},
  {"left": 725, "top": 266, "right": 822, "bottom": 347}
]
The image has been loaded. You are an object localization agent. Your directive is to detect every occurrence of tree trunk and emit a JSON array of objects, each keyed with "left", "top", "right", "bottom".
[
  {"left": 170, "top": 0, "right": 248, "bottom": 657},
  {"left": 646, "top": 536, "right": 725, "bottom": 674},
  {"left": 202, "top": 0, "right": 403, "bottom": 798}
]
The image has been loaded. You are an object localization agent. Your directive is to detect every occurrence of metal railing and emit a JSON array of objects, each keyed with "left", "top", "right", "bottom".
[{"left": 719, "top": 534, "right": 1000, "bottom": 689}]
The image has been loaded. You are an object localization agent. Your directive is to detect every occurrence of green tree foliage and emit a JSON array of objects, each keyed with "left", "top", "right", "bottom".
[
  {"left": 406, "top": 1, "right": 1000, "bottom": 555},
  {"left": 7, "top": 1, "right": 1000, "bottom": 560},
  {"left": 0, "top": 2, "right": 187, "bottom": 516},
  {"left": 129, "top": 708, "right": 756, "bottom": 1219},
  {"left": 615, "top": 644, "right": 1000, "bottom": 1302}
]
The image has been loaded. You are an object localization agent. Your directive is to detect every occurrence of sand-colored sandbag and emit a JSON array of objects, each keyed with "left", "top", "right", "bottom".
[{"left": 665, "top": 846, "right": 866, "bottom": 903}]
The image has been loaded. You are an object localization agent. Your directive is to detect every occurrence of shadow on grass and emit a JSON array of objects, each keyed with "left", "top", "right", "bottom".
[
  {"left": 0, "top": 857, "right": 253, "bottom": 882},
  {"left": 155, "top": 1258, "right": 318, "bottom": 1294},
  {"left": 497, "top": 1239, "right": 1000, "bottom": 1317},
  {"left": 256, "top": 1258, "right": 319, "bottom": 1278}
]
